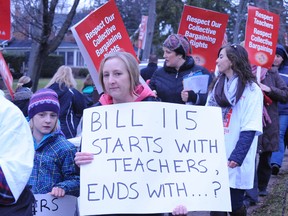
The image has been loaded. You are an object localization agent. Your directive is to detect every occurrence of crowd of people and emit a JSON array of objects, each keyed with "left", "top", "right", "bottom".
[{"left": 1, "top": 33, "right": 288, "bottom": 216}]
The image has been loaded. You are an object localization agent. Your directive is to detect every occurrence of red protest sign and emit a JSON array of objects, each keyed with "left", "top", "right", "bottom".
[
  {"left": 178, "top": 5, "right": 229, "bottom": 72},
  {"left": 0, "top": 0, "right": 11, "bottom": 40},
  {"left": 137, "top": 15, "right": 148, "bottom": 58},
  {"left": 244, "top": 6, "right": 279, "bottom": 68},
  {"left": 0, "top": 53, "right": 14, "bottom": 99},
  {"left": 138, "top": 15, "right": 148, "bottom": 50},
  {"left": 71, "top": 0, "right": 136, "bottom": 93}
]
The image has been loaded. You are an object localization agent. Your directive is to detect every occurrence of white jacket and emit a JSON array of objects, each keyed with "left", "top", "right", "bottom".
[{"left": 0, "top": 92, "right": 34, "bottom": 202}]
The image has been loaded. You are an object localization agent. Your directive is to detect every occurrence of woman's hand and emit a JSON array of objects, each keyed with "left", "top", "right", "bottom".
[
  {"left": 49, "top": 187, "right": 65, "bottom": 197},
  {"left": 74, "top": 152, "right": 94, "bottom": 167},
  {"left": 227, "top": 160, "right": 238, "bottom": 168},
  {"left": 181, "top": 90, "right": 189, "bottom": 102},
  {"left": 172, "top": 205, "right": 188, "bottom": 215}
]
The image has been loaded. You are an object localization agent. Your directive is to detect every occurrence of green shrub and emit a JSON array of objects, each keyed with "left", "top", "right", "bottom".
[
  {"left": 41, "top": 55, "right": 64, "bottom": 78},
  {"left": 71, "top": 67, "right": 89, "bottom": 78},
  {"left": 3, "top": 53, "right": 26, "bottom": 74},
  {"left": 78, "top": 68, "right": 89, "bottom": 77}
]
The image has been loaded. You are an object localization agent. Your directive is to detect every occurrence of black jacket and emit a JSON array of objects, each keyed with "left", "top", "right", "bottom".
[
  {"left": 149, "top": 56, "right": 212, "bottom": 105},
  {"left": 140, "top": 62, "right": 158, "bottom": 81},
  {"left": 49, "top": 83, "right": 87, "bottom": 139}
]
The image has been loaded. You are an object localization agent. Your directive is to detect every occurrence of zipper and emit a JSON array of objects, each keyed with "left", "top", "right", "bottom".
[{"left": 176, "top": 72, "right": 179, "bottom": 78}]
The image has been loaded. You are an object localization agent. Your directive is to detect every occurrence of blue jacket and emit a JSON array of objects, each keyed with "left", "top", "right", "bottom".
[
  {"left": 28, "top": 130, "right": 80, "bottom": 196},
  {"left": 278, "top": 65, "right": 288, "bottom": 115},
  {"left": 140, "top": 62, "right": 158, "bottom": 81},
  {"left": 149, "top": 56, "right": 212, "bottom": 105},
  {"left": 49, "top": 83, "right": 87, "bottom": 139}
]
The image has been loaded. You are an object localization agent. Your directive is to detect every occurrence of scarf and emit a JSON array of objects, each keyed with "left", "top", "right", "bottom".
[{"left": 207, "top": 73, "right": 245, "bottom": 120}]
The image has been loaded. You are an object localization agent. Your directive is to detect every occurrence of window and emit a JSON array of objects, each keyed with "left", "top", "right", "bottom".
[
  {"left": 67, "top": 52, "right": 74, "bottom": 65},
  {"left": 76, "top": 51, "right": 85, "bottom": 67}
]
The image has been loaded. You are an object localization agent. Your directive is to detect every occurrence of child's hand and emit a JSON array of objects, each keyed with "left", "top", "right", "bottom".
[
  {"left": 172, "top": 205, "right": 188, "bottom": 215},
  {"left": 49, "top": 187, "right": 65, "bottom": 197},
  {"left": 181, "top": 90, "right": 189, "bottom": 102}
]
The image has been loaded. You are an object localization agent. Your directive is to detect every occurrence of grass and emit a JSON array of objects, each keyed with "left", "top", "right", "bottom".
[{"left": 248, "top": 170, "right": 288, "bottom": 216}]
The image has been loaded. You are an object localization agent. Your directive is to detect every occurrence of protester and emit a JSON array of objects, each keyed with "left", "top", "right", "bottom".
[
  {"left": 270, "top": 44, "right": 288, "bottom": 175},
  {"left": 27, "top": 88, "right": 80, "bottom": 197},
  {"left": 74, "top": 51, "right": 187, "bottom": 216},
  {"left": 149, "top": 33, "right": 212, "bottom": 105},
  {"left": 0, "top": 89, "right": 35, "bottom": 215},
  {"left": 140, "top": 54, "right": 159, "bottom": 81},
  {"left": 12, "top": 75, "right": 33, "bottom": 116},
  {"left": 244, "top": 62, "right": 288, "bottom": 207},
  {"left": 45, "top": 65, "right": 86, "bottom": 139},
  {"left": 255, "top": 53, "right": 288, "bottom": 196},
  {"left": 206, "top": 44, "right": 263, "bottom": 215},
  {"left": 81, "top": 73, "right": 100, "bottom": 107}
]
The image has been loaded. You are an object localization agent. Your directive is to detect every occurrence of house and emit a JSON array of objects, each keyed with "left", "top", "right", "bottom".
[{"left": 0, "top": 11, "right": 89, "bottom": 70}]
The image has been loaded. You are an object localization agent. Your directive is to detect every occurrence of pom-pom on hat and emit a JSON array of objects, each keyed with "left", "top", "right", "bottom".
[
  {"left": 28, "top": 88, "right": 60, "bottom": 119},
  {"left": 163, "top": 34, "right": 191, "bottom": 58}
]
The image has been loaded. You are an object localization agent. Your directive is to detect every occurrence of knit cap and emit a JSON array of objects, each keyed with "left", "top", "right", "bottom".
[
  {"left": 28, "top": 88, "right": 60, "bottom": 119},
  {"left": 163, "top": 34, "right": 191, "bottom": 57},
  {"left": 276, "top": 45, "right": 288, "bottom": 61}
]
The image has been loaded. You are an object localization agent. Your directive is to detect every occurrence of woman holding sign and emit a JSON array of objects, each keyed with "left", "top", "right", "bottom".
[
  {"left": 206, "top": 44, "right": 263, "bottom": 216},
  {"left": 149, "top": 33, "right": 212, "bottom": 105},
  {"left": 75, "top": 51, "right": 187, "bottom": 216}
]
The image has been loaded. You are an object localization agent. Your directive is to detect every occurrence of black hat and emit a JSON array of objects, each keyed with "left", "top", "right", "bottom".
[{"left": 276, "top": 44, "right": 288, "bottom": 60}]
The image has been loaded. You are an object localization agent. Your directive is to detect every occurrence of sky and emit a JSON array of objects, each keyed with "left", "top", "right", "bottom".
[{"left": 64, "top": 0, "right": 96, "bottom": 11}]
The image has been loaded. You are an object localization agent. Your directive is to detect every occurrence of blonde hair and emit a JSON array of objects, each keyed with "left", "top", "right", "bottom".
[
  {"left": 99, "top": 52, "right": 140, "bottom": 94},
  {"left": 16, "top": 76, "right": 32, "bottom": 91},
  {"left": 45, "top": 65, "right": 77, "bottom": 89}
]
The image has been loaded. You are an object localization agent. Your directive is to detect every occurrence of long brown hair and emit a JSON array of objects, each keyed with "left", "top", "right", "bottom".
[{"left": 209, "top": 44, "right": 256, "bottom": 91}]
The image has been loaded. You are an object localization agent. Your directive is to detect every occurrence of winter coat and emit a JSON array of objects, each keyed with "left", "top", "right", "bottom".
[
  {"left": 82, "top": 85, "right": 100, "bottom": 108},
  {"left": 28, "top": 130, "right": 79, "bottom": 196},
  {"left": 49, "top": 83, "right": 87, "bottom": 139},
  {"left": 1, "top": 93, "right": 34, "bottom": 202},
  {"left": 149, "top": 56, "right": 212, "bottom": 105},
  {"left": 140, "top": 62, "right": 158, "bottom": 81},
  {"left": 258, "top": 68, "right": 288, "bottom": 152},
  {"left": 13, "top": 87, "right": 33, "bottom": 117},
  {"left": 277, "top": 65, "right": 288, "bottom": 115}
]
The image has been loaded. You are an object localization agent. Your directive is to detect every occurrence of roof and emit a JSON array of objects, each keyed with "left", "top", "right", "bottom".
[
  {"left": 54, "top": 12, "right": 89, "bottom": 29},
  {"left": 0, "top": 38, "right": 78, "bottom": 50}
]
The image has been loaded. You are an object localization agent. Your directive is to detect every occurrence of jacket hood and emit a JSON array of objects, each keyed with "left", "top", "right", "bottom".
[
  {"left": 99, "top": 84, "right": 156, "bottom": 105},
  {"left": 164, "top": 56, "right": 195, "bottom": 73},
  {"left": 49, "top": 83, "right": 70, "bottom": 98},
  {"left": 14, "top": 87, "right": 33, "bottom": 100}
]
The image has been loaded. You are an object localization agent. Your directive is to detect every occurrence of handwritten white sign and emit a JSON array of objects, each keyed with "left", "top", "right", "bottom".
[
  {"left": 32, "top": 194, "right": 78, "bottom": 216},
  {"left": 80, "top": 102, "right": 231, "bottom": 215}
]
